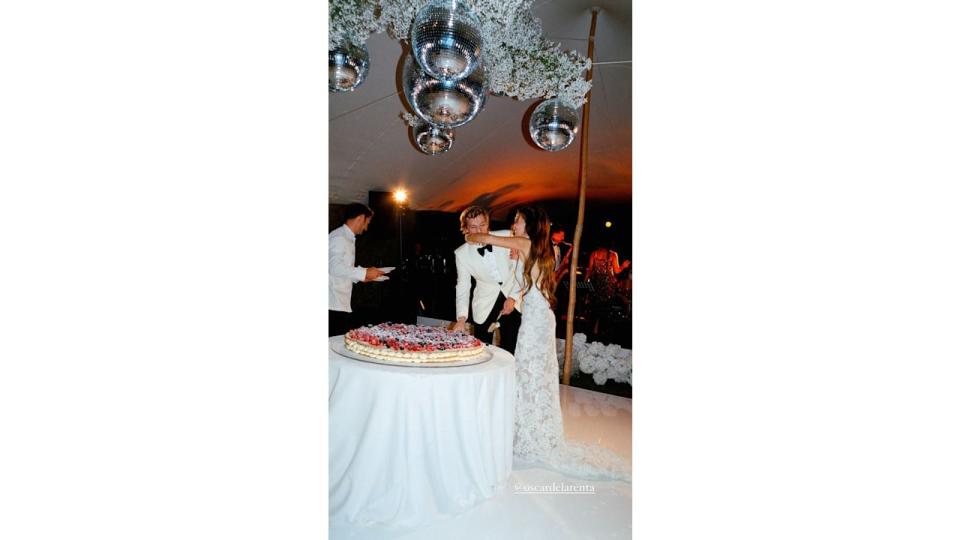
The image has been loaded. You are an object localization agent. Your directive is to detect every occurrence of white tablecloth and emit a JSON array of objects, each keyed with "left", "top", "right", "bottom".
[{"left": 328, "top": 336, "right": 516, "bottom": 529}]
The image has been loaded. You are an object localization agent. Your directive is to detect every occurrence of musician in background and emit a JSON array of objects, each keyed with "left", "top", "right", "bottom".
[
  {"left": 550, "top": 226, "right": 573, "bottom": 317},
  {"left": 584, "top": 241, "right": 631, "bottom": 336},
  {"left": 551, "top": 226, "right": 573, "bottom": 281}
]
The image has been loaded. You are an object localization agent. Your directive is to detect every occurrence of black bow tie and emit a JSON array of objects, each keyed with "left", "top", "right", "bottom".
[{"left": 477, "top": 244, "right": 492, "bottom": 256}]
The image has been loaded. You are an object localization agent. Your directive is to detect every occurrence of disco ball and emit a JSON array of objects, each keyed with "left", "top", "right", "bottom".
[
  {"left": 528, "top": 98, "right": 579, "bottom": 151},
  {"left": 328, "top": 43, "right": 369, "bottom": 92},
  {"left": 402, "top": 54, "right": 486, "bottom": 129},
  {"left": 410, "top": 0, "right": 483, "bottom": 82},
  {"left": 414, "top": 124, "right": 455, "bottom": 155}
]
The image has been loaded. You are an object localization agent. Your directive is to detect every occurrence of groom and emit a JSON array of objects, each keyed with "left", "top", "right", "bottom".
[{"left": 451, "top": 206, "right": 522, "bottom": 354}]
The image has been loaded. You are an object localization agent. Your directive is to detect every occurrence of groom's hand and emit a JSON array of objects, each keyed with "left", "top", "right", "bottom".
[
  {"left": 501, "top": 297, "right": 516, "bottom": 315},
  {"left": 451, "top": 318, "right": 467, "bottom": 333}
]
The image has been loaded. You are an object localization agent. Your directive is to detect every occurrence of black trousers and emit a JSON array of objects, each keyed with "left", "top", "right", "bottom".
[
  {"left": 329, "top": 310, "right": 352, "bottom": 337},
  {"left": 473, "top": 292, "right": 521, "bottom": 355}
]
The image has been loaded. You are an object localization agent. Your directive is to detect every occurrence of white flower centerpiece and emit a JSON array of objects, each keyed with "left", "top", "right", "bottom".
[{"left": 557, "top": 333, "right": 632, "bottom": 386}]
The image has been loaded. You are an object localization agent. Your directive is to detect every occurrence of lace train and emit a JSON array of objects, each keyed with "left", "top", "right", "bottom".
[{"left": 513, "top": 285, "right": 631, "bottom": 482}]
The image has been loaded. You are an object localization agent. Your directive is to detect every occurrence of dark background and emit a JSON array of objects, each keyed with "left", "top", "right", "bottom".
[{"left": 330, "top": 191, "right": 633, "bottom": 349}]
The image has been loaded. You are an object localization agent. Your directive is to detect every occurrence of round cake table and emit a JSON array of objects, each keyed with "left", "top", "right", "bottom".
[{"left": 328, "top": 336, "right": 516, "bottom": 529}]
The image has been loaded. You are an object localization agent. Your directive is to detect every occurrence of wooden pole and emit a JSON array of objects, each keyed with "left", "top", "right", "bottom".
[{"left": 563, "top": 7, "right": 599, "bottom": 385}]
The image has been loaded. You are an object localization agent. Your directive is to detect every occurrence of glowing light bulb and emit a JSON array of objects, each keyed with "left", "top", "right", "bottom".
[
  {"left": 394, "top": 189, "right": 409, "bottom": 204},
  {"left": 604, "top": 221, "right": 612, "bottom": 228}
]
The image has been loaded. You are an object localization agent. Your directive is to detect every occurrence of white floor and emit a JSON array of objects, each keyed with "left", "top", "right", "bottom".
[{"left": 330, "top": 385, "right": 632, "bottom": 540}]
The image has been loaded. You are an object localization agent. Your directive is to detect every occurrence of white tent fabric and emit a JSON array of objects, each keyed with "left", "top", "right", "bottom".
[{"left": 329, "top": 0, "right": 632, "bottom": 214}]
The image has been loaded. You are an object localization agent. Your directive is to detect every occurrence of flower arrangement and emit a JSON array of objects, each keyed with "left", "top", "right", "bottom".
[
  {"left": 329, "top": 0, "right": 591, "bottom": 107},
  {"left": 401, "top": 112, "right": 424, "bottom": 128},
  {"left": 557, "top": 333, "right": 632, "bottom": 386},
  {"left": 328, "top": 0, "right": 381, "bottom": 49}
]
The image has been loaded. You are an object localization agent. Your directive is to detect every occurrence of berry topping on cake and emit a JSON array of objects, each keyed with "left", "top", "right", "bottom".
[{"left": 344, "top": 323, "right": 484, "bottom": 362}]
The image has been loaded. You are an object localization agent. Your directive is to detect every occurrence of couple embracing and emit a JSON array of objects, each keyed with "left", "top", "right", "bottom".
[{"left": 452, "top": 205, "right": 629, "bottom": 482}]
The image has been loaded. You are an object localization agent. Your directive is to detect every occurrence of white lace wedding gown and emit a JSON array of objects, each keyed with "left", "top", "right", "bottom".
[{"left": 512, "top": 282, "right": 631, "bottom": 482}]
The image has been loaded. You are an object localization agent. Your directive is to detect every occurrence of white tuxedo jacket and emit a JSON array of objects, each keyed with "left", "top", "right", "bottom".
[{"left": 454, "top": 230, "right": 524, "bottom": 323}]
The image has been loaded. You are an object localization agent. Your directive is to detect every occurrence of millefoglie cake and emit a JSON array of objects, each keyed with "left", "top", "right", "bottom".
[{"left": 344, "top": 323, "right": 485, "bottom": 362}]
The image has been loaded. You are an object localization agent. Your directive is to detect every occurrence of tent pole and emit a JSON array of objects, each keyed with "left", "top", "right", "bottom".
[{"left": 563, "top": 7, "right": 599, "bottom": 385}]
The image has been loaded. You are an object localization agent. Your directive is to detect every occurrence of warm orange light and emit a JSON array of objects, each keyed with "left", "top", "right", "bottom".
[
  {"left": 394, "top": 189, "right": 408, "bottom": 204},
  {"left": 604, "top": 221, "right": 612, "bottom": 228}
]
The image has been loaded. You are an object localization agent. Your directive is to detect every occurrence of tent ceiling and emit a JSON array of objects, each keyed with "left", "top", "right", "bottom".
[{"left": 328, "top": 0, "right": 631, "bottom": 215}]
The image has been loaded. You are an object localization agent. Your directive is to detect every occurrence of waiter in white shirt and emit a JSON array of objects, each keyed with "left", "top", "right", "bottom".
[{"left": 329, "top": 203, "right": 384, "bottom": 336}]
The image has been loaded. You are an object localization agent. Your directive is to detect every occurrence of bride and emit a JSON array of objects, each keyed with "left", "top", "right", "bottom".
[{"left": 466, "top": 206, "right": 630, "bottom": 482}]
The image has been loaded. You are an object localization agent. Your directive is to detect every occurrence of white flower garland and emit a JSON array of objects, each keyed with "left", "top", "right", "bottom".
[
  {"left": 329, "top": 0, "right": 591, "bottom": 108},
  {"left": 328, "top": 0, "right": 382, "bottom": 49},
  {"left": 557, "top": 333, "right": 632, "bottom": 386},
  {"left": 401, "top": 112, "right": 423, "bottom": 128}
]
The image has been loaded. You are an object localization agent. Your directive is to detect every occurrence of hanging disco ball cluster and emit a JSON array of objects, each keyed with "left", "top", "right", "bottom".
[
  {"left": 528, "top": 98, "right": 579, "bottom": 152},
  {"left": 402, "top": 53, "right": 486, "bottom": 130},
  {"left": 414, "top": 123, "right": 455, "bottom": 155},
  {"left": 328, "top": 0, "right": 584, "bottom": 155},
  {"left": 401, "top": 0, "right": 486, "bottom": 154},
  {"left": 411, "top": 0, "right": 483, "bottom": 83},
  {"left": 328, "top": 43, "right": 370, "bottom": 93}
]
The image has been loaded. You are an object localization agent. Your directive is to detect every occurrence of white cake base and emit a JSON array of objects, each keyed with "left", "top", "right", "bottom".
[{"left": 331, "top": 339, "right": 493, "bottom": 368}]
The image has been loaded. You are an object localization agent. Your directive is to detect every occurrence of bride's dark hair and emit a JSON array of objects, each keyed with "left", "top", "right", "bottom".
[{"left": 513, "top": 206, "right": 558, "bottom": 308}]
